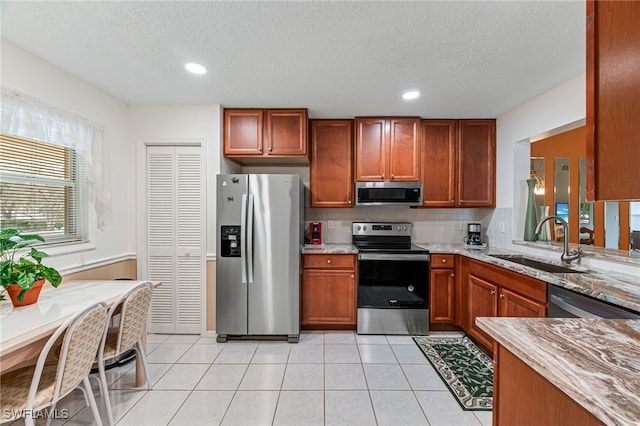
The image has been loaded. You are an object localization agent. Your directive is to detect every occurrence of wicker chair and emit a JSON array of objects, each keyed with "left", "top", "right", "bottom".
[
  {"left": 0, "top": 302, "right": 108, "bottom": 426},
  {"left": 96, "top": 281, "right": 153, "bottom": 426}
]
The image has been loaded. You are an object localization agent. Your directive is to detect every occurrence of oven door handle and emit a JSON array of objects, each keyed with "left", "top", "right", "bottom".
[{"left": 358, "top": 253, "right": 430, "bottom": 261}]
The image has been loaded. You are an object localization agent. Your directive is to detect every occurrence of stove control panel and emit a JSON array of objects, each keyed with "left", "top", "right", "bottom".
[{"left": 352, "top": 222, "right": 412, "bottom": 236}]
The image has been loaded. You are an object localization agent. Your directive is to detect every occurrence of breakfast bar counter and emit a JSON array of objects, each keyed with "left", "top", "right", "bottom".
[{"left": 477, "top": 317, "right": 640, "bottom": 426}]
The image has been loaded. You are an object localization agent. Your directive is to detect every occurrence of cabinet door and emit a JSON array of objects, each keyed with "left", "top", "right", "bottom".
[
  {"left": 467, "top": 274, "right": 497, "bottom": 350},
  {"left": 265, "top": 109, "right": 308, "bottom": 156},
  {"left": 355, "top": 118, "right": 387, "bottom": 181},
  {"left": 301, "top": 269, "right": 356, "bottom": 325},
  {"left": 388, "top": 118, "right": 420, "bottom": 182},
  {"left": 310, "top": 120, "right": 354, "bottom": 208},
  {"left": 430, "top": 268, "right": 455, "bottom": 324},
  {"left": 457, "top": 120, "right": 496, "bottom": 207},
  {"left": 586, "top": 1, "right": 640, "bottom": 201},
  {"left": 499, "top": 288, "right": 546, "bottom": 318},
  {"left": 224, "top": 109, "right": 264, "bottom": 156},
  {"left": 421, "top": 120, "right": 457, "bottom": 207}
]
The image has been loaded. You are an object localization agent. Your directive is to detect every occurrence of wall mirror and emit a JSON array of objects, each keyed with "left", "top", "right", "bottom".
[{"left": 530, "top": 126, "right": 639, "bottom": 250}]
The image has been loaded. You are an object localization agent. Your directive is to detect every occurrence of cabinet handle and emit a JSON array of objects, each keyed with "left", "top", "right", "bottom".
[
  {"left": 450, "top": 200, "right": 455, "bottom": 204},
  {"left": 348, "top": 200, "right": 351, "bottom": 204},
  {"left": 381, "top": 174, "right": 385, "bottom": 179},
  {"left": 441, "top": 258, "right": 447, "bottom": 264},
  {"left": 351, "top": 274, "right": 354, "bottom": 279},
  {"left": 269, "top": 146, "right": 273, "bottom": 152},
  {"left": 391, "top": 174, "right": 395, "bottom": 179},
  {"left": 499, "top": 293, "right": 505, "bottom": 299},
  {"left": 490, "top": 290, "right": 496, "bottom": 295},
  {"left": 460, "top": 200, "right": 464, "bottom": 204},
  {"left": 327, "top": 259, "right": 331, "bottom": 264},
  {"left": 450, "top": 273, "right": 455, "bottom": 277}
]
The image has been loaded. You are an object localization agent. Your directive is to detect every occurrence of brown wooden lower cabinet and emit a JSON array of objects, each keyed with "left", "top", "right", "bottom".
[
  {"left": 301, "top": 254, "right": 356, "bottom": 327},
  {"left": 467, "top": 275, "right": 498, "bottom": 350},
  {"left": 494, "top": 344, "right": 604, "bottom": 426},
  {"left": 465, "top": 259, "right": 547, "bottom": 352},
  {"left": 429, "top": 254, "right": 456, "bottom": 325}
]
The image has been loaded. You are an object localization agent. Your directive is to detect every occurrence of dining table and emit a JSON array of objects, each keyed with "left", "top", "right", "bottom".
[{"left": 0, "top": 279, "right": 161, "bottom": 387}]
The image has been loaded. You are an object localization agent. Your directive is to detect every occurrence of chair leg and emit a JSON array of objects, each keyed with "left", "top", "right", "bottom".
[
  {"left": 44, "top": 402, "right": 58, "bottom": 426},
  {"left": 98, "top": 359, "right": 115, "bottom": 426},
  {"left": 83, "top": 377, "right": 103, "bottom": 426},
  {"left": 24, "top": 413, "right": 35, "bottom": 426},
  {"left": 78, "top": 384, "right": 90, "bottom": 407},
  {"left": 136, "top": 340, "right": 152, "bottom": 390}
]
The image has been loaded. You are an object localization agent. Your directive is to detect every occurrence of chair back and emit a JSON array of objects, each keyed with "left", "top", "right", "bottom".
[
  {"left": 26, "top": 302, "right": 108, "bottom": 406},
  {"left": 115, "top": 282, "right": 153, "bottom": 356}
]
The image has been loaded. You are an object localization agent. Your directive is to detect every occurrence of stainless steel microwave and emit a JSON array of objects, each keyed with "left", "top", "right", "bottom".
[{"left": 355, "top": 182, "right": 423, "bottom": 206}]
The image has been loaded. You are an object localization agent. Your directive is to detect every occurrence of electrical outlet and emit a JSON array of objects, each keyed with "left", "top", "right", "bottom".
[
  {"left": 458, "top": 222, "right": 465, "bottom": 231},
  {"left": 499, "top": 221, "right": 506, "bottom": 233},
  {"left": 328, "top": 220, "right": 334, "bottom": 229}
]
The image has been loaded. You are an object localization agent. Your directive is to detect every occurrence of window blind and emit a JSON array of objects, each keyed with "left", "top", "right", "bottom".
[{"left": 0, "top": 133, "right": 86, "bottom": 244}]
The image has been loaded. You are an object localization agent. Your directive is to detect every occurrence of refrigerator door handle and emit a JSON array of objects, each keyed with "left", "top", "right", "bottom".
[
  {"left": 240, "top": 193, "right": 248, "bottom": 284},
  {"left": 247, "top": 193, "right": 255, "bottom": 284}
]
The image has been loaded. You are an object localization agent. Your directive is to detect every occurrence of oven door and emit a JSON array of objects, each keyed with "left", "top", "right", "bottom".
[
  {"left": 357, "top": 253, "right": 430, "bottom": 308},
  {"left": 357, "top": 252, "right": 430, "bottom": 334}
]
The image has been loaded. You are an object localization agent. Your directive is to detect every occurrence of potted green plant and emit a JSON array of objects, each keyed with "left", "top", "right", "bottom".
[{"left": 0, "top": 228, "right": 62, "bottom": 307}]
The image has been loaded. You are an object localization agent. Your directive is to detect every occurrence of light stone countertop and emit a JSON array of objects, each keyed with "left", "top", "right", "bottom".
[
  {"left": 416, "top": 243, "right": 640, "bottom": 314},
  {"left": 476, "top": 317, "right": 640, "bottom": 426},
  {"left": 301, "top": 244, "right": 359, "bottom": 254}
]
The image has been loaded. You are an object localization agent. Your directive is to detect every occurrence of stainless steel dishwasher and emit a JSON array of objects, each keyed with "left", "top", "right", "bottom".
[{"left": 548, "top": 285, "right": 640, "bottom": 319}]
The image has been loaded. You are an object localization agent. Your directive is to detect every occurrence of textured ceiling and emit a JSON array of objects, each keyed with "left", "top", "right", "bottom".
[{"left": 0, "top": 1, "right": 585, "bottom": 118}]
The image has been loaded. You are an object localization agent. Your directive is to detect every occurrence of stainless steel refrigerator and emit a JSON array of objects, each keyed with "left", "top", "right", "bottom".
[{"left": 216, "top": 174, "right": 303, "bottom": 343}]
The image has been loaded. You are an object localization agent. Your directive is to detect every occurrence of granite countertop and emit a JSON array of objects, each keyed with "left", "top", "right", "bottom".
[
  {"left": 301, "top": 244, "right": 359, "bottom": 254},
  {"left": 476, "top": 317, "right": 640, "bottom": 426},
  {"left": 416, "top": 243, "right": 640, "bottom": 314}
]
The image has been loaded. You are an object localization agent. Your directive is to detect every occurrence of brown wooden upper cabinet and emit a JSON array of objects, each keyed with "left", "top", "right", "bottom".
[
  {"left": 354, "top": 117, "right": 420, "bottom": 182},
  {"left": 310, "top": 120, "right": 354, "bottom": 208},
  {"left": 586, "top": 1, "right": 640, "bottom": 201},
  {"left": 421, "top": 119, "right": 495, "bottom": 207},
  {"left": 223, "top": 108, "right": 308, "bottom": 160}
]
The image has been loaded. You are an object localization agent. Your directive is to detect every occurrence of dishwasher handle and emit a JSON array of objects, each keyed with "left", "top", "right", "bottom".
[{"left": 550, "top": 294, "right": 603, "bottom": 319}]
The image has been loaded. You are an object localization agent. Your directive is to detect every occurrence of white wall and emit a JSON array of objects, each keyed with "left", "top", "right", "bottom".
[
  {"left": 128, "top": 105, "right": 222, "bottom": 259},
  {"left": 492, "top": 73, "right": 586, "bottom": 246},
  {"left": 1, "top": 41, "right": 134, "bottom": 273}
]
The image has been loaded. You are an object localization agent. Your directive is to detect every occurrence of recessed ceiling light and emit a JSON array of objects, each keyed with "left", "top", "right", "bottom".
[
  {"left": 185, "top": 62, "right": 207, "bottom": 75},
  {"left": 402, "top": 91, "right": 420, "bottom": 100}
]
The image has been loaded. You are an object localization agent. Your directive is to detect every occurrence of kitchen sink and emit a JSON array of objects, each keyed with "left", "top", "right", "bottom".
[{"left": 488, "top": 254, "right": 586, "bottom": 274}]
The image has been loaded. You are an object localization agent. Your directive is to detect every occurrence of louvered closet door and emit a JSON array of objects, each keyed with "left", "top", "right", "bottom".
[{"left": 146, "top": 146, "right": 203, "bottom": 334}]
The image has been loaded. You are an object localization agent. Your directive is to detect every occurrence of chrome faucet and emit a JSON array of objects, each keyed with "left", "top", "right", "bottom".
[{"left": 535, "top": 215, "right": 582, "bottom": 264}]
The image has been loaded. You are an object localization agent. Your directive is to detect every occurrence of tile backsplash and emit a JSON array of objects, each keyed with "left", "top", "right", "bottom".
[{"left": 306, "top": 206, "right": 495, "bottom": 245}]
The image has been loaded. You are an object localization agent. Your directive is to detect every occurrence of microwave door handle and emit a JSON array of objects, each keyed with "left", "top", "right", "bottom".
[
  {"left": 246, "top": 193, "right": 254, "bottom": 284},
  {"left": 550, "top": 295, "right": 603, "bottom": 319},
  {"left": 240, "top": 194, "right": 248, "bottom": 284}
]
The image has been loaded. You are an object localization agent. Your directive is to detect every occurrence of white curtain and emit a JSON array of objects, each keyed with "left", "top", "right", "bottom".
[{"left": 0, "top": 86, "right": 111, "bottom": 229}]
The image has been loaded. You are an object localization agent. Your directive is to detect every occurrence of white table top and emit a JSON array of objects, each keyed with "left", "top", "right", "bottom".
[{"left": 0, "top": 280, "right": 154, "bottom": 359}]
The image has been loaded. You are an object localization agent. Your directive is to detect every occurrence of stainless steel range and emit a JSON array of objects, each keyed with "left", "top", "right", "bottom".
[{"left": 353, "top": 222, "right": 430, "bottom": 335}]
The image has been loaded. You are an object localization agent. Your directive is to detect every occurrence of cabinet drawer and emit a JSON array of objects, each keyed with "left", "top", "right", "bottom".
[
  {"left": 431, "top": 254, "right": 455, "bottom": 269},
  {"left": 303, "top": 254, "right": 356, "bottom": 269}
]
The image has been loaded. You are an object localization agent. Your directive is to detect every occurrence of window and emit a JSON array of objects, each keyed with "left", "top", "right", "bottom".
[{"left": 0, "top": 133, "right": 86, "bottom": 245}]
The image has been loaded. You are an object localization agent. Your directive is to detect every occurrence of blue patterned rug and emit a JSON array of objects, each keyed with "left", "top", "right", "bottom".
[{"left": 413, "top": 335, "right": 493, "bottom": 411}]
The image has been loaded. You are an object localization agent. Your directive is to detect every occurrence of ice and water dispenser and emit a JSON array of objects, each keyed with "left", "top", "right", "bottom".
[{"left": 220, "top": 226, "right": 241, "bottom": 257}]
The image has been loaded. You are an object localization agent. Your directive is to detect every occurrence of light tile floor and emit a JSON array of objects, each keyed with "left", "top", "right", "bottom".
[{"left": 24, "top": 331, "right": 493, "bottom": 426}]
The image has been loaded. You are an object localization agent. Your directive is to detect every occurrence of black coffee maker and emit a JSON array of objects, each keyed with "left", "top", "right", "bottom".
[{"left": 465, "top": 223, "right": 482, "bottom": 246}]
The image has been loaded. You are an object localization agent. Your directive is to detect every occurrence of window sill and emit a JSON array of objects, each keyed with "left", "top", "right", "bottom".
[{"left": 44, "top": 241, "right": 96, "bottom": 257}]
